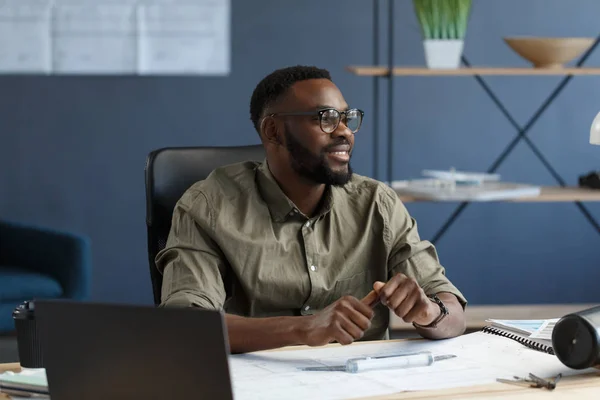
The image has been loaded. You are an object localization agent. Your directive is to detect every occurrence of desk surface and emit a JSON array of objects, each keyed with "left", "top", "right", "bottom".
[{"left": 2, "top": 341, "right": 599, "bottom": 399}]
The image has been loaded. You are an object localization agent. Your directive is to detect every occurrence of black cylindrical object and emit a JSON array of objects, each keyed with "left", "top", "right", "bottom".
[
  {"left": 552, "top": 305, "right": 600, "bottom": 370},
  {"left": 12, "top": 301, "right": 44, "bottom": 368}
]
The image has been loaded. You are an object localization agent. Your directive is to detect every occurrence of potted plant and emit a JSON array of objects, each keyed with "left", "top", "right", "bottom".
[{"left": 413, "top": 0, "right": 473, "bottom": 69}]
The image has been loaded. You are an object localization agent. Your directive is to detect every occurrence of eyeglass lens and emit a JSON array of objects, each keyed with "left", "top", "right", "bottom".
[{"left": 321, "top": 109, "right": 362, "bottom": 133}]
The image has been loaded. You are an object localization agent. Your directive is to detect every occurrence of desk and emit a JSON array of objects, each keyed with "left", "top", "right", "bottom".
[{"left": 1, "top": 341, "right": 599, "bottom": 399}]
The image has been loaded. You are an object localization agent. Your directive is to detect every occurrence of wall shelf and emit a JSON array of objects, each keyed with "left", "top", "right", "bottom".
[
  {"left": 353, "top": 0, "right": 600, "bottom": 250},
  {"left": 396, "top": 186, "right": 600, "bottom": 203},
  {"left": 346, "top": 65, "right": 600, "bottom": 76}
]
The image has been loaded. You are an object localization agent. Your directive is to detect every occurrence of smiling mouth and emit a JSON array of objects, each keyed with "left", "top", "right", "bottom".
[{"left": 327, "top": 151, "right": 350, "bottom": 163}]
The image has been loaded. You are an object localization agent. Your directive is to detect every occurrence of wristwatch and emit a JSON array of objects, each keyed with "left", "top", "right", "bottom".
[{"left": 413, "top": 294, "right": 449, "bottom": 329}]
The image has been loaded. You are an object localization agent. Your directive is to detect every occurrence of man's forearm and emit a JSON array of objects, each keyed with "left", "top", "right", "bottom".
[
  {"left": 414, "top": 292, "right": 466, "bottom": 340},
  {"left": 226, "top": 314, "right": 306, "bottom": 354}
]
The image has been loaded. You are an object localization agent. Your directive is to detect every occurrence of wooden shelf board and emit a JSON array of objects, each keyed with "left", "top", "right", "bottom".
[
  {"left": 346, "top": 65, "right": 600, "bottom": 76},
  {"left": 396, "top": 186, "right": 600, "bottom": 203}
]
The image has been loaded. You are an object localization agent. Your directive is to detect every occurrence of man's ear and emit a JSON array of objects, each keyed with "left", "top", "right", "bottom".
[{"left": 261, "top": 116, "right": 282, "bottom": 146}]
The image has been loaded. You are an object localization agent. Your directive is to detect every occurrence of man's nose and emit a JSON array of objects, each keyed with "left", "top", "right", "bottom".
[{"left": 331, "top": 119, "right": 353, "bottom": 140}]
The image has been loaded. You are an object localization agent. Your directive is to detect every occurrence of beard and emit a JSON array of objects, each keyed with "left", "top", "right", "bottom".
[{"left": 283, "top": 123, "right": 353, "bottom": 186}]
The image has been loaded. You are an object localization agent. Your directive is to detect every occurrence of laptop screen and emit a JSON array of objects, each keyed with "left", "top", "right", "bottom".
[{"left": 36, "top": 300, "right": 233, "bottom": 400}]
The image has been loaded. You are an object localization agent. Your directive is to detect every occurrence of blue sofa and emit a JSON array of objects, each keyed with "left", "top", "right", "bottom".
[{"left": 0, "top": 219, "right": 91, "bottom": 333}]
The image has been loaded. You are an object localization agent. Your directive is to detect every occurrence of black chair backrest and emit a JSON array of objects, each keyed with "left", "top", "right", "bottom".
[{"left": 144, "top": 145, "right": 265, "bottom": 305}]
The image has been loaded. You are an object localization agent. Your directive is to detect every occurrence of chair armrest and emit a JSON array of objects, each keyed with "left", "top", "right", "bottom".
[{"left": 0, "top": 220, "right": 92, "bottom": 300}]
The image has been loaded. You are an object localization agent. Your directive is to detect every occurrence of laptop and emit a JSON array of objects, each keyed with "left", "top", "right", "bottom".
[{"left": 35, "top": 300, "right": 234, "bottom": 400}]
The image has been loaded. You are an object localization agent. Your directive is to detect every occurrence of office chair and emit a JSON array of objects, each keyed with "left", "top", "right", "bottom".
[{"left": 144, "top": 145, "right": 265, "bottom": 305}]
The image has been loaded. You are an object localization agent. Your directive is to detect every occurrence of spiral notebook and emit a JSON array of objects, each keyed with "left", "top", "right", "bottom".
[{"left": 481, "top": 319, "right": 557, "bottom": 355}]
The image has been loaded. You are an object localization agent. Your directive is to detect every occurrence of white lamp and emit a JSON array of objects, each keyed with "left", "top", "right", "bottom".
[{"left": 591, "top": 111, "right": 600, "bottom": 145}]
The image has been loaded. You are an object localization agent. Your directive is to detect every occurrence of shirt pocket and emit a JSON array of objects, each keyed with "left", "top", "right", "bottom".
[{"left": 330, "top": 270, "right": 370, "bottom": 302}]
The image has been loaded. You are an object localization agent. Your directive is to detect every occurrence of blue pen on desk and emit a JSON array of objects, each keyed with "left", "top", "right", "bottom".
[{"left": 301, "top": 352, "right": 456, "bottom": 373}]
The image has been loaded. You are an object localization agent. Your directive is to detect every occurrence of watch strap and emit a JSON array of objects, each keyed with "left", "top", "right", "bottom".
[{"left": 413, "top": 294, "right": 449, "bottom": 329}]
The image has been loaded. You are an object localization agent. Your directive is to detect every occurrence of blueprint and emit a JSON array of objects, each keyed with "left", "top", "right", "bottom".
[
  {"left": 229, "top": 331, "right": 591, "bottom": 400},
  {"left": 0, "top": 1, "right": 53, "bottom": 73},
  {"left": 52, "top": 3, "right": 137, "bottom": 74},
  {"left": 137, "top": 2, "right": 230, "bottom": 75},
  {"left": 0, "top": 0, "right": 230, "bottom": 75}
]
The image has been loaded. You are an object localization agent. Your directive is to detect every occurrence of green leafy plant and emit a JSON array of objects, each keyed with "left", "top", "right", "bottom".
[{"left": 413, "top": 0, "right": 473, "bottom": 40}]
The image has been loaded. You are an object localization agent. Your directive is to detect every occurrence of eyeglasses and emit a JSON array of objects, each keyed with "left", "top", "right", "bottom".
[{"left": 268, "top": 108, "right": 364, "bottom": 134}]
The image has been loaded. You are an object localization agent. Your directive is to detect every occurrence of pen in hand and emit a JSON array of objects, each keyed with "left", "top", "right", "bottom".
[{"left": 361, "top": 289, "right": 380, "bottom": 308}]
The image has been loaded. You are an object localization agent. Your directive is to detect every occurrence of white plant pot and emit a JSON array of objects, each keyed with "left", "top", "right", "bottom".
[{"left": 423, "top": 39, "right": 464, "bottom": 69}]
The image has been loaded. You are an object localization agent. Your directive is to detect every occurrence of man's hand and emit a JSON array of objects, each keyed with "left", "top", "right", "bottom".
[
  {"left": 226, "top": 277, "right": 464, "bottom": 353},
  {"left": 299, "top": 295, "right": 375, "bottom": 347},
  {"left": 372, "top": 273, "right": 439, "bottom": 326}
]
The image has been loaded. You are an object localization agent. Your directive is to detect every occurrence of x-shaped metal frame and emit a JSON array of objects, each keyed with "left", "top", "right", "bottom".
[{"left": 430, "top": 35, "right": 600, "bottom": 245}]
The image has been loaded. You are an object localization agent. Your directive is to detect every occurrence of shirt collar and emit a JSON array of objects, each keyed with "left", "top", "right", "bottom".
[{"left": 256, "top": 160, "right": 335, "bottom": 222}]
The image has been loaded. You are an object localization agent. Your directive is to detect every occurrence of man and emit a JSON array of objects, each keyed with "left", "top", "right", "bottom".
[{"left": 156, "top": 65, "right": 467, "bottom": 354}]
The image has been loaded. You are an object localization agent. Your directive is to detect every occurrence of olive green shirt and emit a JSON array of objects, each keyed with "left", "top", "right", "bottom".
[{"left": 156, "top": 160, "right": 466, "bottom": 341}]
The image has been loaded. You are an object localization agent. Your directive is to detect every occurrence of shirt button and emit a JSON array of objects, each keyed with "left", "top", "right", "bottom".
[
  {"left": 310, "top": 265, "right": 317, "bottom": 272},
  {"left": 304, "top": 305, "right": 310, "bottom": 311}
]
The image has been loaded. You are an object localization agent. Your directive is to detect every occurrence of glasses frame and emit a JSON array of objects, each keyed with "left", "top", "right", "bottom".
[{"left": 268, "top": 107, "right": 364, "bottom": 134}]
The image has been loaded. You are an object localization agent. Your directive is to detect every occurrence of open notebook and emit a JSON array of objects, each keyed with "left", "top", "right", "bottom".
[{"left": 482, "top": 319, "right": 558, "bottom": 355}]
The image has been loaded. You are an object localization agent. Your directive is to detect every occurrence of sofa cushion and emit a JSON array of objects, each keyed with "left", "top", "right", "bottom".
[{"left": 0, "top": 266, "right": 63, "bottom": 302}]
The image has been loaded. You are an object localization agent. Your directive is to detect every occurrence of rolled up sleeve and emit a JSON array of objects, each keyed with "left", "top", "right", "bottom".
[
  {"left": 383, "top": 190, "right": 467, "bottom": 308},
  {"left": 155, "top": 189, "right": 228, "bottom": 310}
]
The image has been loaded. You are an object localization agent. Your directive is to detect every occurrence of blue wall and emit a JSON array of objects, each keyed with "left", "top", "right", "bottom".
[{"left": 1, "top": 0, "right": 599, "bottom": 305}]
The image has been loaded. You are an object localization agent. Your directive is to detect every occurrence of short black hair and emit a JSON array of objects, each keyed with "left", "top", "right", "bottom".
[{"left": 249, "top": 65, "right": 332, "bottom": 134}]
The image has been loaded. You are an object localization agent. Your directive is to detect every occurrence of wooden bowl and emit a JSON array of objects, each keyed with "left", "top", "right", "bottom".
[{"left": 504, "top": 37, "right": 595, "bottom": 68}]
